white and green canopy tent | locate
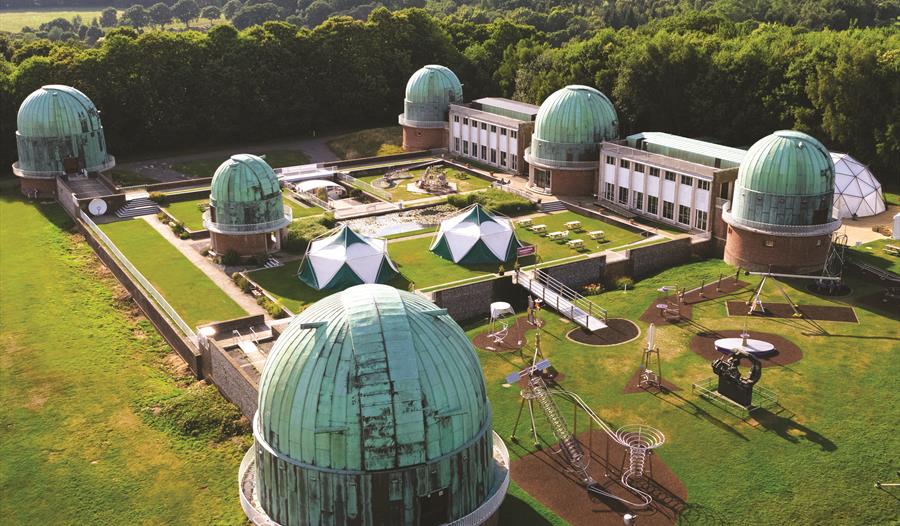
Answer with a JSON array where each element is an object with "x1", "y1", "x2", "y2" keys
[
  {"x1": 430, "y1": 203, "x2": 522, "y2": 264},
  {"x1": 298, "y1": 225, "x2": 399, "y2": 290}
]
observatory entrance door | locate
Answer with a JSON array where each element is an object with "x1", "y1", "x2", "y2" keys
[{"x1": 419, "y1": 488, "x2": 450, "y2": 525}]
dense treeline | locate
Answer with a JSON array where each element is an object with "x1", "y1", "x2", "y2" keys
[{"x1": 0, "y1": 8, "x2": 897, "y2": 174}]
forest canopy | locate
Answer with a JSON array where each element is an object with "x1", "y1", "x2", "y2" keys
[{"x1": 0, "y1": 6, "x2": 897, "y2": 174}]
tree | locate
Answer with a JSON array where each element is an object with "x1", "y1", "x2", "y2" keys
[
  {"x1": 172, "y1": 0, "x2": 201, "y2": 27},
  {"x1": 86, "y1": 24, "x2": 104, "y2": 45},
  {"x1": 149, "y1": 3, "x2": 173, "y2": 28},
  {"x1": 232, "y1": 3, "x2": 280, "y2": 29},
  {"x1": 100, "y1": 8, "x2": 118, "y2": 28},
  {"x1": 222, "y1": 0, "x2": 243, "y2": 20},
  {"x1": 200, "y1": 5, "x2": 221, "y2": 20},
  {"x1": 120, "y1": 5, "x2": 149, "y2": 29}
]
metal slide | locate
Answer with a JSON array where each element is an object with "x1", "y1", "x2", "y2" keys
[{"x1": 517, "y1": 269, "x2": 608, "y2": 331}]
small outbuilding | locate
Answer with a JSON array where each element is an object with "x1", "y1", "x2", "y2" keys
[
  {"x1": 430, "y1": 203, "x2": 521, "y2": 264},
  {"x1": 298, "y1": 224, "x2": 399, "y2": 290},
  {"x1": 830, "y1": 152, "x2": 886, "y2": 219}
]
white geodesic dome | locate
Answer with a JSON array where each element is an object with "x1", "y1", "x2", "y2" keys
[{"x1": 831, "y1": 153, "x2": 886, "y2": 219}]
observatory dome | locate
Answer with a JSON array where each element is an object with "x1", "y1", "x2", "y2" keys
[
  {"x1": 529, "y1": 85, "x2": 618, "y2": 165},
  {"x1": 400, "y1": 64, "x2": 463, "y2": 125},
  {"x1": 207, "y1": 154, "x2": 288, "y2": 233},
  {"x1": 14, "y1": 84, "x2": 114, "y2": 177},
  {"x1": 729, "y1": 131, "x2": 835, "y2": 227}
]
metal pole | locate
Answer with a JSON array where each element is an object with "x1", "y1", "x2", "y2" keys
[{"x1": 511, "y1": 396, "x2": 527, "y2": 441}]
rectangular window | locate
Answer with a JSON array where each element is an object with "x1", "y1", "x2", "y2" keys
[
  {"x1": 491, "y1": 149, "x2": 497, "y2": 163},
  {"x1": 501, "y1": 128, "x2": 507, "y2": 136},
  {"x1": 649, "y1": 167, "x2": 660, "y2": 178},
  {"x1": 463, "y1": 118, "x2": 468, "y2": 125},
  {"x1": 647, "y1": 195, "x2": 659, "y2": 214},
  {"x1": 453, "y1": 115, "x2": 459, "y2": 122},
  {"x1": 695, "y1": 209, "x2": 708, "y2": 230},
  {"x1": 500, "y1": 151, "x2": 507, "y2": 166},
  {"x1": 681, "y1": 175, "x2": 693, "y2": 186},
  {"x1": 764, "y1": 239, "x2": 775, "y2": 247},
  {"x1": 481, "y1": 145, "x2": 487, "y2": 160},
  {"x1": 511, "y1": 131, "x2": 517, "y2": 139},
  {"x1": 620, "y1": 159, "x2": 630, "y2": 169},
  {"x1": 511, "y1": 154, "x2": 517, "y2": 170},
  {"x1": 618, "y1": 187, "x2": 629, "y2": 205},
  {"x1": 471, "y1": 120, "x2": 477, "y2": 128},
  {"x1": 462, "y1": 141, "x2": 468, "y2": 155},
  {"x1": 606, "y1": 156, "x2": 616, "y2": 165},
  {"x1": 481, "y1": 122, "x2": 487, "y2": 130},
  {"x1": 678, "y1": 205, "x2": 691, "y2": 224},
  {"x1": 454, "y1": 138, "x2": 460, "y2": 151},
  {"x1": 719, "y1": 181, "x2": 730, "y2": 199},
  {"x1": 490, "y1": 125, "x2": 497, "y2": 133},
  {"x1": 634, "y1": 163, "x2": 645, "y2": 173},
  {"x1": 663, "y1": 201, "x2": 674, "y2": 220},
  {"x1": 697, "y1": 179, "x2": 711, "y2": 191},
  {"x1": 665, "y1": 171, "x2": 676, "y2": 182},
  {"x1": 634, "y1": 191, "x2": 643, "y2": 210},
  {"x1": 605, "y1": 183, "x2": 615, "y2": 201}
]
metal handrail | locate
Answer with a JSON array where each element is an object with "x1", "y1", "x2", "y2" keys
[
  {"x1": 721, "y1": 203, "x2": 841, "y2": 237},
  {"x1": 336, "y1": 172, "x2": 393, "y2": 202},
  {"x1": 534, "y1": 269, "x2": 608, "y2": 322},
  {"x1": 524, "y1": 148, "x2": 599, "y2": 171},
  {"x1": 600, "y1": 142, "x2": 722, "y2": 178},
  {"x1": 203, "y1": 208, "x2": 292, "y2": 234}
]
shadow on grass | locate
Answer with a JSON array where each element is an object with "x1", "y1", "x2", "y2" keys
[
  {"x1": 650, "y1": 390, "x2": 749, "y2": 442},
  {"x1": 678, "y1": 503, "x2": 732, "y2": 525},
  {"x1": 0, "y1": 180, "x2": 74, "y2": 231},
  {"x1": 752, "y1": 409, "x2": 837, "y2": 452},
  {"x1": 497, "y1": 493, "x2": 556, "y2": 526}
]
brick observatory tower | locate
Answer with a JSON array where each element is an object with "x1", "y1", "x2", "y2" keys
[{"x1": 398, "y1": 65, "x2": 463, "y2": 151}]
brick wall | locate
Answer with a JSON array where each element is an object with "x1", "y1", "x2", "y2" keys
[
  {"x1": 540, "y1": 256, "x2": 606, "y2": 289},
  {"x1": 21, "y1": 176, "x2": 58, "y2": 199},
  {"x1": 549, "y1": 168, "x2": 596, "y2": 196},
  {"x1": 402, "y1": 125, "x2": 446, "y2": 151},
  {"x1": 724, "y1": 225, "x2": 830, "y2": 273},
  {"x1": 628, "y1": 237, "x2": 693, "y2": 279},
  {"x1": 206, "y1": 340, "x2": 259, "y2": 419},
  {"x1": 431, "y1": 276, "x2": 529, "y2": 324}
]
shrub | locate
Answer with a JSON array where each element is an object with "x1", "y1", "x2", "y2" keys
[
  {"x1": 448, "y1": 189, "x2": 536, "y2": 216},
  {"x1": 178, "y1": 231, "x2": 190, "y2": 240},
  {"x1": 169, "y1": 220, "x2": 186, "y2": 235},
  {"x1": 582, "y1": 282, "x2": 604, "y2": 295},
  {"x1": 256, "y1": 295, "x2": 286, "y2": 318},
  {"x1": 219, "y1": 250, "x2": 240, "y2": 266},
  {"x1": 231, "y1": 272, "x2": 253, "y2": 293},
  {"x1": 148, "y1": 191, "x2": 167, "y2": 204},
  {"x1": 615, "y1": 276, "x2": 634, "y2": 290},
  {"x1": 282, "y1": 215, "x2": 332, "y2": 254},
  {"x1": 156, "y1": 211, "x2": 167, "y2": 221},
  {"x1": 200, "y1": 248, "x2": 209, "y2": 257}
]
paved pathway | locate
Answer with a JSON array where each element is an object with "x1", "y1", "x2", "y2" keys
[
  {"x1": 839, "y1": 204, "x2": 898, "y2": 245},
  {"x1": 140, "y1": 215, "x2": 268, "y2": 318}
]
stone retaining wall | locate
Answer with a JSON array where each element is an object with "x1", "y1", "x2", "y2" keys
[
  {"x1": 206, "y1": 339, "x2": 259, "y2": 419},
  {"x1": 628, "y1": 237, "x2": 693, "y2": 279},
  {"x1": 431, "y1": 276, "x2": 528, "y2": 325},
  {"x1": 540, "y1": 256, "x2": 606, "y2": 289}
]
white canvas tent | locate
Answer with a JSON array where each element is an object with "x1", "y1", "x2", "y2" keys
[
  {"x1": 298, "y1": 225, "x2": 398, "y2": 290},
  {"x1": 429, "y1": 204, "x2": 521, "y2": 264},
  {"x1": 831, "y1": 153, "x2": 886, "y2": 219}
]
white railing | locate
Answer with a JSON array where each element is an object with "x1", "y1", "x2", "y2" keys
[
  {"x1": 601, "y1": 142, "x2": 722, "y2": 178},
  {"x1": 443, "y1": 431, "x2": 510, "y2": 526},
  {"x1": 293, "y1": 190, "x2": 333, "y2": 210},
  {"x1": 524, "y1": 148, "x2": 599, "y2": 171},
  {"x1": 238, "y1": 447, "x2": 281, "y2": 526},
  {"x1": 336, "y1": 172, "x2": 393, "y2": 202},
  {"x1": 517, "y1": 269, "x2": 608, "y2": 331},
  {"x1": 722, "y1": 203, "x2": 841, "y2": 237},
  {"x1": 491, "y1": 181, "x2": 536, "y2": 202},
  {"x1": 80, "y1": 211, "x2": 195, "y2": 337},
  {"x1": 398, "y1": 114, "x2": 446, "y2": 129},
  {"x1": 203, "y1": 209, "x2": 292, "y2": 234}
]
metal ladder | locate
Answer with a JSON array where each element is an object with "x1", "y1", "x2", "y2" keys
[{"x1": 529, "y1": 376, "x2": 594, "y2": 484}]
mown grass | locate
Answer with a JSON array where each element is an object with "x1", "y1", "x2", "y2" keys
[
  {"x1": 327, "y1": 126, "x2": 403, "y2": 159},
  {"x1": 100, "y1": 218, "x2": 245, "y2": 326},
  {"x1": 106, "y1": 169, "x2": 160, "y2": 187},
  {"x1": 847, "y1": 237, "x2": 899, "y2": 274},
  {"x1": 0, "y1": 184, "x2": 249, "y2": 525},
  {"x1": 356, "y1": 166, "x2": 493, "y2": 202},
  {"x1": 0, "y1": 8, "x2": 224, "y2": 32},
  {"x1": 171, "y1": 149, "x2": 310, "y2": 179},
  {"x1": 514, "y1": 210, "x2": 645, "y2": 261},
  {"x1": 468, "y1": 257, "x2": 899, "y2": 525},
  {"x1": 388, "y1": 235, "x2": 501, "y2": 289}
]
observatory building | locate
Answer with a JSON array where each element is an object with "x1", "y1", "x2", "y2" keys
[
  {"x1": 238, "y1": 284, "x2": 510, "y2": 526},
  {"x1": 204, "y1": 154, "x2": 291, "y2": 257},
  {"x1": 12, "y1": 84, "x2": 115, "y2": 198},
  {"x1": 525, "y1": 85, "x2": 619, "y2": 195},
  {"x1": 723, "y1": 130, "x2": 841, "y2": 273},
  {"x1": 398, "y1": 65, "x2": 464, "y2": 151}
]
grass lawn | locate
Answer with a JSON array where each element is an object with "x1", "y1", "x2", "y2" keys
[
  {"x1": 282, "y1": 191, "x2": 324, "y2": 219},
  {"x1": 357, "y1": 166, "x2": 493, "y2": 202},
  {"x1": 99, "y1": 218, "x2": 245, "y2": 326},
  {"x1": 0, "y1": 8, "x2": 223, "y2": 32},
  {"x1": 468, "y1": 257, "x2": 899, "y2": 525},
  {"x1": 248, "y1": 261, "x2": 410, "y2": 313},
  {"x1": 0, "y1": 185, "x2": 249, "y2": 525},
  {"x1": 847, "y1": 237, "x2": 899, "y2": 274},
  {"x1": 106, "y1": 169, "x2": 160, "y2": 187},
  {"x1": 388, "y1": 235, "x2": 501, "y2": 289},
  {"x1": 327, "y1": 126, "x2": 403, "y2": 159},
  {"x1": 171, "y1": 149, "x2": 310, "y2": 179},
  {"x1": 163, "y1": 197, "x2": 207, "y2": 231},
  {"x1": 515, "y1": 211, "x2": 645, "y2": 262}
]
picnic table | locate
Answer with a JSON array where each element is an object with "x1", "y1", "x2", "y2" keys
[
  {"x1": 588, "y1": 230, "x2": 605, "y2": 240},
  {"x1": 886, "y1": 244, "x2": 900, "y2": 256},
  {"x1": 568, "y1": 239, "x2": 585, "y2": 250},
  {"x1": 517, "y1": 218, "x2": 533, "y2": 228},
  {"x1": 564, "y1": 220, "x2": 583, "y2": 231},
  {"x1": 548, "y1": 230, "x2": 569, "y2": 241},
  {"x1": 531, "y1": 224, "x2": 547, "y2": 234}
]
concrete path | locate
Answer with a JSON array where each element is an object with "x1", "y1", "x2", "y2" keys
[
  {"x1": 140, "y1": 215, "x2": 268, "y2": 318},
  {"x1": 839, "y1": 205, "x2": 898, "y2": 245}
]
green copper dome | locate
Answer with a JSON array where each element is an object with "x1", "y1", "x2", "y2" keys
[
  {"x1": 399, "y1": 65, "x2": 463, "y2": 127},
  {"x1": 206, "y1": 154, "x2": 288, "y2": 233},
  {"x1": 256, "y1": 284, "x2": 490, "y2": 471},
  {"x1": 528, "y1": 85, "x2": 618, "y2": 166},
  {"x1": 14, "y1": 84, "x2": 114, "y2": 178},
  {"x1": 730, "y1": 131, "x2": 836, "y2": 227}
]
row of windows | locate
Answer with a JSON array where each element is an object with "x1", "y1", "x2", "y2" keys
[
  {"x1": 455, "y1": 138, "x2": 517, "y2": 169},
  {"x1": 604, "y1": 183, "x2": 709, "y2": 230},
  {"x1": 453, "y1": 115, "x2": 517, "y2": 138},
  {"x1": 606, "y1": 156, "x2": 712, "y2": 190}
]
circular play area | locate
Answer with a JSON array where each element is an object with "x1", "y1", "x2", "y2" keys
[
  {"x1": 566, "y1": 318, "x2": 640, "y2": 346},
  {"x1": 472, "y1": 317, "x2": 536, "y2": 352},
  {"x1": 689, "y1": 330, "x2": 803, "y2": 367}
]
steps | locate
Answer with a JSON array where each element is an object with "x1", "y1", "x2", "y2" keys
[
  {"x1": 262, "y1": 257, "x2": 283, "y2": 269},
  {"x1": 540, "y1": 200, "x2": 567, "y2": 213},
  {"x1": 115, "y1": 197, "x2": 160, "y2": 218}
]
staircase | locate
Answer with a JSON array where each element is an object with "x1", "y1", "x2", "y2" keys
[
  {"x1": 262, "y1": 257, "x2": 283, "y2": 269},
  {"x1": 540, "y1": 200, "x2": 567, "y2": 213},
  {"x1": 529, "y1": 376, "x2": 593, "y2": 484},
  {"x1": 115, "y1": 197, "x2": 160, "y2": 218},
  {"x1": 517, "y1": 269, "x2": 607, "y2": 331}
]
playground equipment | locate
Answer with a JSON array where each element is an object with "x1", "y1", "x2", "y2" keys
[
  {"x1": 713, "y1": 322, "x2": 776, "y2": 357},
  {"x1": 373, "y1": 168, "x2": 413, "y2": 189},
  {"x1": 488, "y1": 301, "x2": 516, "y2": 345},
  {"x1": 637, "y1": 323, "x2": 662, "y2": 389},
  {"x1": 655, "y1": 286, "x2": 682, "y2": 321},
  {"x1": 745, "y1": 270, "x2": 841, "y2": 316},
  {"x1": 416, "y1": 165, "x2": 454, "y2": 193},
  {"x1": 711, "y1": 349, "x2": 761, "y2": 407},
  {"x1": 507, "y1": 333, "x2": 666, "y2": 509}
]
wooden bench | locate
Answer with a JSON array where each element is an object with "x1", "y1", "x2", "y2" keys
[
  {"x1": 885, "y1": 245, "x2": 900, "y2": 256},
  {"x1": 548, "y1": 230, "x2": 569, "y2": 241},
  {"x1": 564, "y1": 220, "x2": 583, "y2": 231},
  {"x1": 567, "y1": 239, "x2": 585, "y2": 250},
  {"x1": 588, "y1": 230, "x2": 605, "y2": 240},
  {"x1": 530, "y1": 224, "x2": 547, "y2": 235}
]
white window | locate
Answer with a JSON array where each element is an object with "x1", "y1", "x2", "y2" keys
[
  {"x1": 500, "y1": 151, "x2": 507, "y2": 166},
  {"x1": 511, "y1": 154, "x2": 517, "y2": 170},
  {"x1": 454, "y1": 138, "x2": 460, "y2": 151},
  {"x1": 605, "y1": 183, "x2": 615, "y2": 200},
  {"x1": 606, "y1": 156, "x2": 616, "y2": 165},
  {"x1": 453, "y1": 115, "x2": 459, "y2": 122},
  {"x1": 618, "y1": 187, "x2": 629, "y2": 205},
  {"x1": 463, "y1": 141, "x2": 468, "y2": 155},
  {"x1": 665, "y1": 171, "x2": 676, "y2": 182},
  {"x1": 620, "y1": 159, "x2": 630, "y2": 169},
  {"x1": 647, "y1": 195, "x2": 658, "y2": 214},
  {"x1": 634, "y1": 191, "x2": 643, "y2": 210},
  {"x1": 511, "y1": 131, "x2": 517, "y2": 139},
  {"x1": 649, "y1": 167, "x2": 660, "y2": 177},
  {"x1": 678, "y1": 205, "x2": 691, "y2": 224},
  {"x1": 698, "y1": 179, "x2": 711, "y2": 191},
  {"x1": 681, "y1": 175, "x2": 693, "y2": 186},
  {"x1": 663, "y1": 201, "x2": 674, "y2": 220},
  {"x1": 695, "y1": 209, "x2": 708, "y2": 230}
]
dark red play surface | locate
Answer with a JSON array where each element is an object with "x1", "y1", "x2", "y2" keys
[
  {"x1": 688, "y1": 330, "x2": 803, "y2": 368},
  {"x1": 725, "y1": 301, "x2": 858, "y2": 322},
  {"x1": 567, "y1": 319, "x2": 640, "y2": 346}
]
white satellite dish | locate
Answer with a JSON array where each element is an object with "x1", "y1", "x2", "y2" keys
[{"x1": 88, "y1": 198, "x2": 108, "y2": 216}]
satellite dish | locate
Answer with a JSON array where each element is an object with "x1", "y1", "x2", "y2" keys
[{"x1": 88, "y1": 198, "x2": 108, "y2": 216}]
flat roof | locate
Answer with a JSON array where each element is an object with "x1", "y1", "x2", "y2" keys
[
  {"x1": 627, "y1": 132, "x2": 746, "y2": 168},
  {"x1": 474, "y1": 97, "x2": 540, "y2": 117}
]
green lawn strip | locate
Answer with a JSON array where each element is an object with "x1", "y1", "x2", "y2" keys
[
  {"x1": 282, "y1": 191, "x2": 323, "y2": 219},
  {"x1": 419, "y1": 274, "x2": 500, "y2": 293},
  {"x1": 99, "y1": 218, "x2": 245, "y2": 326},
  {"x1": 163, "y1": 197, "x2": 207, "y2": 231},
  {"x1": 0, "y1": 187, "x2": 249, "y2": 525},
  {"x1": 515, "y1": 211, "x2": 644, "y2": 261},
  {"x1": 106, "y1": 169, "x2": 160, "y2": 187},
  {"x1": 171, "y1": 149, "x2": 311, "y2": 178},
  {"x1": 383, "y1": 226, "x2": 439, "y2": 240},
  {"x1": 327, "y1": 126, "x2": 403, "y2": 159},
  {"x1": 388, "y1": 235, "x2": 498, "y2": 289},
  {"x1": 357, "y1": 166, "x2": 492, "y2": 202},
  {"x1": 470, "y1": 258, "x2": 899, "y2": 525},
  {"x1": 0, "y1": 8, "x2": 104, "y2": 32},
  {"x1": 847, "y1": 237, "x2": 899, "y2": 274},
  {"x1": 611, "y1": 237, "x2": 669, "y2": 252}
]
